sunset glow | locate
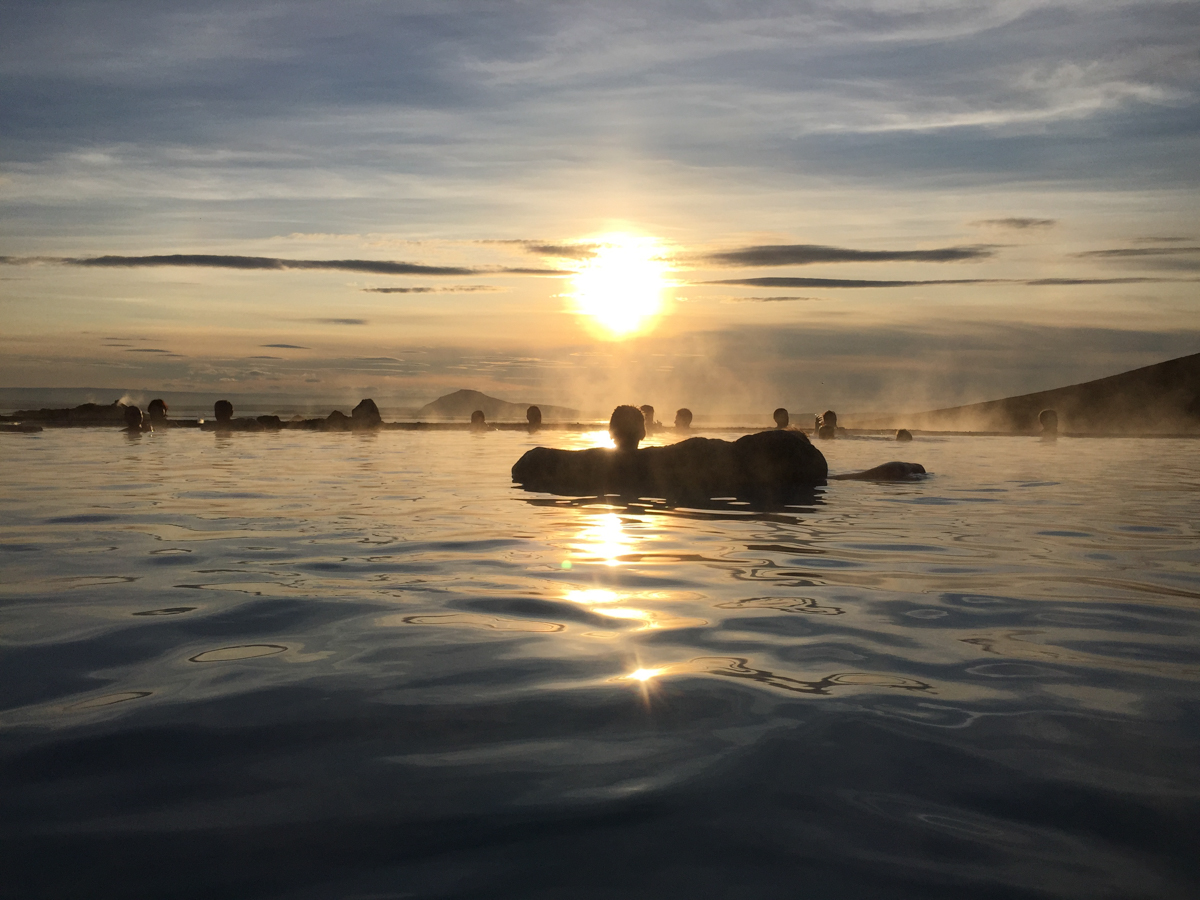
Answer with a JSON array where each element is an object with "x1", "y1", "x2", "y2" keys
[{"x1": 568, "y1": 236, "x2": 671, "y2": 340}]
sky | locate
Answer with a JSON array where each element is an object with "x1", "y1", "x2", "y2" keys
[{"x1": 1, "y1": 0, "x2": 1198, "y2": 415}]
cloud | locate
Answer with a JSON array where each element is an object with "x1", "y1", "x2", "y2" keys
[
  {"x1": 720, "y1": 301, "x2": 825, "y2": 309},
  {"x1": 704, "y1": 277, "x2": 1001, "y2": 289},
  {"x1": 695, "y1": 244, "x2": 994, "y2": 267},
  {"x1": 1072, "y1": 247, "x2": 1200, "y2": 258},
  {"x1": 307, "y1": 318, "x2": 367, "y2": 325},
  {"x1": 479, "y1": 240, "x2": 598, "y2": 260},
  {"x1": 971, "y1": 218, "x2": 1057, "y2": 229},
  {"x1": 125, "y1": 348, "x2": 173, "y2": 353},
  {"x1": 261, "y1": 343, "x2": 309, "y2": 349},
  {"x1": 68, "y1": 254, "x2": 479, "y2": 276},
  {"x1": 0, "y1": 255, "x2": 570, "y2": 277},
  {"x1": 706, "y1": 276, "x2": 1195, "y2": 289},
  {"x1": 247, "y1": 355, "x2": 282, "y2": 359},
  {"x1": 362, "y1": 285, "x2": 501, "y2": 293},
  {"x1": 1023, "y1": 277, "x2": 1200, "y2": 285},
  {"x1": 523, "y1": 243, "x2": 598, "y2": 260}
]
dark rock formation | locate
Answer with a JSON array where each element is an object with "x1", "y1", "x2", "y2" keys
[
  {"x1": 845, "y1": 352, "x2": 1200, "y2": 434},
  {"x1": 352, "y1": 399, "x2": 382, "y2": 429},
  {"x1": 830, "y1": 461, "x2": 926, "y2": 481},
  {"x1": 513, "y1": 429, "x2": 828, "y2": 499},
  {"x1": 6, "y1": 402, "x2": 128, "y2": 426},
  {"x1": 896, "y1": 429, "x2": 913, "y2": 442},
  {"x1": 323, "y1": 410, "x2": 351, "y2": 431}
]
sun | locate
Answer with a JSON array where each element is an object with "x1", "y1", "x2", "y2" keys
[{"x1": 568, "y1": 234, "x2": 671, "y2": 340}]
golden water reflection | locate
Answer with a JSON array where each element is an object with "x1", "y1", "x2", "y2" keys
[
  {"x1": 566, "y1": 588, "x2": 707, "y2": 631},
  {"x1": 570, "y1": 513, "x2": 639, "y2": 566}
]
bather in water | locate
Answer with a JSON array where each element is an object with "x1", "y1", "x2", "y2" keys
[
  {"x1": 470, "y1": 410, "x2": 493, "y2": 432},
  {"x1": 1039, "y1": 408, "x2": 1058, "y2": 441},
  {"x1": 122, "y1": 405, "x2": 152, "y2": 434},
  {"x1": 817, "y1": 409, "x2": 838, "y2": 440}
]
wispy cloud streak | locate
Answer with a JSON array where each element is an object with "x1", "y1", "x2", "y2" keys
[
  {"x1": 695, "y1": 244, "x2": 993, "y2": 267},
  {"x1": 1072, "y1": 247, "x2": 1200, "y2": 258},
  {"x1": 0, "y1": 255, "x2": 570, "y2": 277},
  {"x1": 706, "y1": 276, "x2": 1194, "y2": 288},
  {"x1": 363, "y1": 285, "x2": 501, "y2": 293},
  {"x1": 971, "y1": 218, "x2": 1057, "y2": 229}
]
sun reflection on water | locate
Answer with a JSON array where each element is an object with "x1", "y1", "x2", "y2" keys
[
  {"x1": 566, "y1": 588, "x2": 708, "y2": 632},
  {"x1": 571, "y1": 513, "x2": 637, "y2": 567}
]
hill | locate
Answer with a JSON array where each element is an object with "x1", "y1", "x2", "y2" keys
[
  {"x1": 415, "y1": 389, "x2": 579, "y2": 421},
  {"x1": 846, "y1": 352, "x2": 1200, "y2": 434}
]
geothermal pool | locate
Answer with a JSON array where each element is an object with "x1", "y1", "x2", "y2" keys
[{"x1": 1, "y1": 428, "x2": 1198, "y2": 898}]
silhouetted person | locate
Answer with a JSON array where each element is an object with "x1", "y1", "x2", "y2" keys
[
  {"x1": 123, "y1": 405, "x2": 150, "y2": 433},
  {"x1": 817, "y1": 409, "x2": 838, "y2": 440},
  {"x1": 611, "y1": 405, "x2": 646, "y2": 451},
  {"x1": 773, "y1": 408, "x2": 789, "y2": 429},
  {"x1": 470, "y1": 409, "x2": 492, "y2": 432},
  {"x1": 674, "y1": 408, "x2": 693, "y2": 432},
  {"x1": 639, "y1": 405, "x2": 660, "y2": 435},
  {"x1": 896, "y1": 429, "x2": 913, "y2": 442},
  {"x1": 214, "y1": 399, "x2": 233, "y2": 423},
  {"x1": 352, "y1": 398, "x2": 382, "y2": 429},
  {"x1": 526, "y1": 405, "x2": 542, "y2": 433},
  {"x1": 1039, "y1": 408, "x2": 1058, "y2": 440},
  {"x1": 147, "y1": 398, "x2": 169, "y2": 425}
]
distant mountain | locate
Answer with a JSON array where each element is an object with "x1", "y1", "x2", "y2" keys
[
  {"x1": 847, "y1": 352, "x2": 1200, "y2": 434},
  {"x1": 415, "y1": 389, "x2": 579, "y2": 421}
]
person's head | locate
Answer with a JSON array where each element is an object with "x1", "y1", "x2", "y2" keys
[
  {"x1": 773, "y1": 407, "x2": 789, "y2": 428},
  {"x1": 123, "y1": 405, "x2": 143, "y2": 429},
  {"x1": 821, "y1": 409, "x2": 837, "y2": 428},
  {"x1": 214, "y1": 399, "x2": 233, "y2": 422},
  {"x1": 1039, "y1": 409, "x2": 1058, "y2": 434},
  {"x1": 147, "y1": 398, "x2": 168, "y2": 421},
  {"x1": 470, "y1": 409, "x2": 486, "y2": 425},
  {"x1": 526, "y1": 405, "x2": 542, "y2": 426},
  {"x1": 895, "y1": 428, "x2": 913, "y2": 442},
  {"x1": 674, "y1": 407, "x2": 692, "y2": 429},
  {"x1": 610, "y1": 405, "x2": 646, "y2": 452}
]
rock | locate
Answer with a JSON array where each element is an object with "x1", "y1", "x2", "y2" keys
[
  {"x1": 830, "y1": 461, "x2": 926, "y2": 481},
  {"x1": 323, "y1": 410, "x2": 351, "y2": 431},
  {"x1": 513, "y1": 429, "x2": 828, "y2": 498},
  {"x1": 352, "y1": 399, "x2": 382, "y2": 429}
]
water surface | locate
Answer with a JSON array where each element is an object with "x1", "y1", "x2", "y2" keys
[{"x1": 2, "y1": 429, "x2": 1198, "y2": 898}]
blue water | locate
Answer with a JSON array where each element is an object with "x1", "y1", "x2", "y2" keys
[{"x1": 2, "y1": 428, "x2": 1198, "y2": 898}]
